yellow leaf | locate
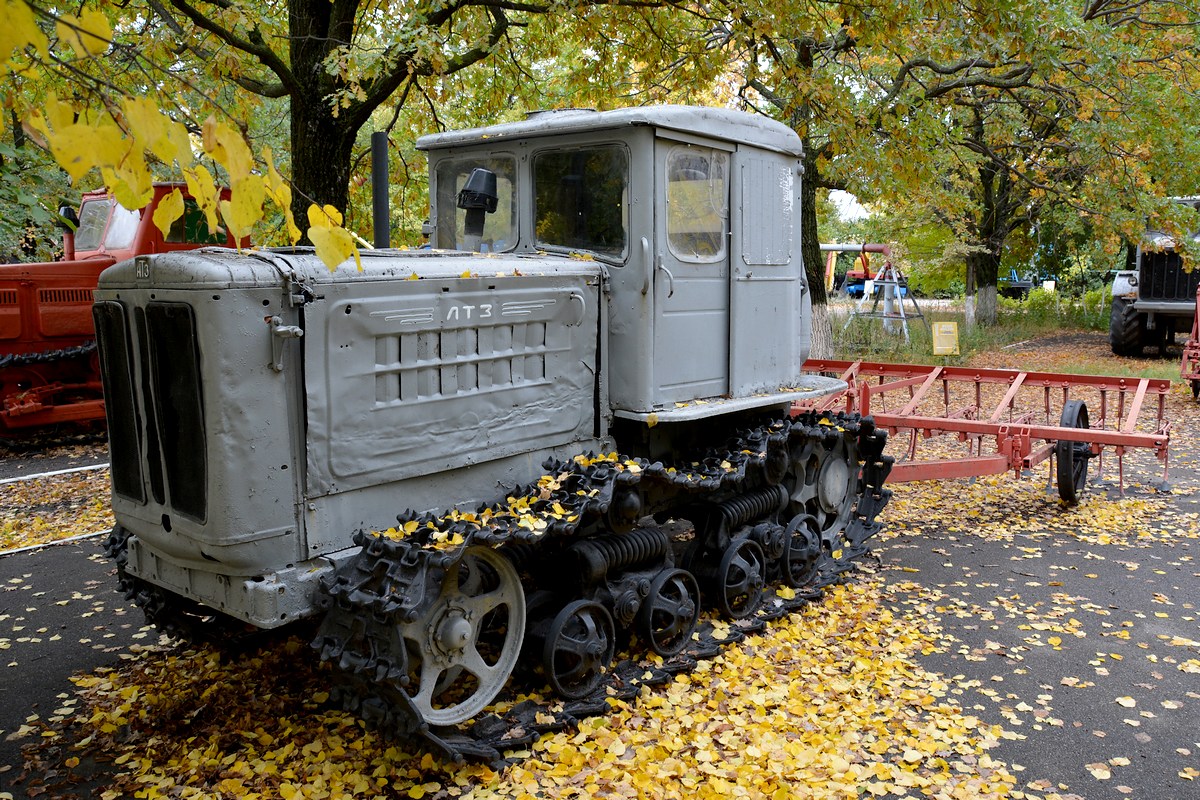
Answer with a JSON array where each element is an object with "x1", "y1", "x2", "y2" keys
[
  {"x1": 121, "y1": 97, "x2": 191, "y2": 167},
  {"x1": 152, "y1": 188, "x2": 185, "y2": 240},
  {"x1": 263, "y1": 147, "x2": 301, "y2": 244},
  {"x1": 1115, "y1": 696, "x2": 1136, "y2": 708},
  {"x1": 56, "y1": 9, "x2": 111, "y2": 58},
  {"x1": 46, "y1": 116, "x2": 127, "y2": 183},
  {"x1": 0, "y1": 0, "x2": 48, "y2": 65},
  {"x1": 307, "y1": 204, "x2": 344, "y2": 229},
  {"x1": 1087, "y1": 762, "x2": 1112, "y2": 780},
  {"x1": 103, "y1": 148, "x2": 155, "y2": 212},
  {"x1": 183, "y1": 165, "x2": 220, "y2": 233},
  {"x1": 219, "y1": 176, "x2": 265, "y2": 241},
  {"x1": 202, "y1": 116, "x2": 254, "y2": 181},
  {"x1": 308, "y1": 222, "x2": 360, "y2": 271}
]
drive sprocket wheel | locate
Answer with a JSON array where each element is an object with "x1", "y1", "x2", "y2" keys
[{"x1": 397, "y1": 546, "x2": 526, "y2": 726}]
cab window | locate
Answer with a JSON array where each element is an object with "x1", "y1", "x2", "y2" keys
[
  {"x1": 434, "y1": 156, "x2": 517, "y2": 252},
  {"x1": 534, "y1": 146, "x2": 628, "y2": 258},
  {"x1": 166, "y1": 199, "x2": 229, "y2": 245},
  {"x1": 666, "y1": 147, "x2": 728, "y2": 262}
]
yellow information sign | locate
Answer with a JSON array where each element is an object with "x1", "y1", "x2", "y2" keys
[{"x1": 932, "y1": 321, "x2": 960, "y2": 356}]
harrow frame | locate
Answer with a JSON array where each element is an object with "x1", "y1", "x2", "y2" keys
[{"x1": 799, "y1": 359, "x2": 1172, "y2": 501}]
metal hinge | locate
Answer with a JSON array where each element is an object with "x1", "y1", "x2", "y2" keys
[{"x1": 287, "y1": 275, "x2": 317, "y2": 307}]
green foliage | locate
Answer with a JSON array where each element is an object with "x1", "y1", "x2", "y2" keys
[{"x1": 0, "y1": 134, "x2": 72, "y2": 262}]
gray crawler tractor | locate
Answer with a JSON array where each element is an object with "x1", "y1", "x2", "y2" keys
[{"x1": 94, "y1": 106, "x2": 892, "y2": 758}]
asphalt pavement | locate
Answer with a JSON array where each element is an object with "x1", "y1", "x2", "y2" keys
[
  {"x1": 0, "y1": 538, "x2": 143, "y2": 796},
  {"x1": 881, "y1": 526, "x2": 1199, "y2": 799},
  {"x1": 0, "y1": 464, "x2": 1197, "y2": 799}
]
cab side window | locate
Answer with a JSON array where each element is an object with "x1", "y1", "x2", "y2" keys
[{"x1": 666, "y1": 147, "x2": 728, "y2": 262}]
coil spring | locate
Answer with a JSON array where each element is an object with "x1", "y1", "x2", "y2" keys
[
  {"x1": 570, "y1": 527, "x2": 670, "y2": 584},
  {"x1": 716, "y1": 485, "x2": 788, "y2": 530}
]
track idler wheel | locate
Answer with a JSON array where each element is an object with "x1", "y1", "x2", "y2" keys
[
  {"x1": 1056, "y1": 399, "x2": 1093, "y2": 505},
  {"x1": 637, "y1": 568, "x2": 700, "y2": 657},
  {"x1": 543, "y1": 600, "x2": 616, "y2": 700},
  {"x1": 714, "y1": 538, "x2": 766, "y2": 619},
  {"x1": 397, "y1": 546, "x2": 526, "y2": 726},
  {"x1": 789, "y1": 425, "x2": 859, "y2": 547}
]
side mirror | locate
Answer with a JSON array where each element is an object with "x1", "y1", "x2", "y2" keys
[
  {"x1": 57, "y1": 206, "x2": 79, "y2": 231},
  {"x1": 456, "y1": 168, "x2": 498, "y2": 252}
]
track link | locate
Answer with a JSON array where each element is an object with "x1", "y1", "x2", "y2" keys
[{"x1": 312, "y1": 411, "x2": 892, "y2": 761}]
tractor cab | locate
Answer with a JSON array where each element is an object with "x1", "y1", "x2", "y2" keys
[{"x1": 417, "y1": 106, "x2": 830, "y2": 426}]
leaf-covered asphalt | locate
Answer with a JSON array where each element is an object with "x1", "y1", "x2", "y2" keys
[{"x1": 1, "y1": 332, "x2": 1198, "y2": 800}]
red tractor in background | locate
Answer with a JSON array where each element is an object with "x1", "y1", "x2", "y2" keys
[{"x1": 0, "y1": 183, "x2": 239, "y2": 435}]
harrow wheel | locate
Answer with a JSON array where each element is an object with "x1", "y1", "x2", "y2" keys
[
  {"x1": 1056, "y1": 400, "x2": 1093, "y2": 505},
  {"x1": 715, "y1": 538, "x2": 766, "y2": 619},
  {"x1": 637, "y1": 568, "x2": 699, "y2": 657},
  {"x1": 397, "y1": 546, "x2": 525, "y2": 726},
  {"x1": 543, "y1": 600, "x2": 615, "y2": 700}
]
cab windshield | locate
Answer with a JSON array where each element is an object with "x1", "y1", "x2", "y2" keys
[
  {"x1": 434, "y1": 156, "x2": 517, "y2": 252},
  {"x1": 73, "y1": 198, "x2": 141, "y2": 252},
  {"x1": 533, "y1": 146, "x2": 629, "y2": 258}
]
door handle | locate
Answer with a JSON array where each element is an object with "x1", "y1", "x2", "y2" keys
[
  {"x1": 657, "y1": 262, "x2": 675, "y2": 298},
  {"x1": 640, "y1": 237, "x2": 651, "y2": 295}
]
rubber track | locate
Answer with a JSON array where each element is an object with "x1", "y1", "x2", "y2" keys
[
  {"x1": 0, "y1": 340, "x2": 97, "y2": 369},
  {"x1": 313, "y1": 411, "x2": 893, "y2": 762}
]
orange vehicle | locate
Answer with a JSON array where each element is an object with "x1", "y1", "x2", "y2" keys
[{"x1": 0, "y1": 183, "x2": 238, "y2": 434}]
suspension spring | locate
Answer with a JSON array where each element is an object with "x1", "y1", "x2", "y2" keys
[
  {"x1": 569, "y1": 527, "x2": 671, "y2": 585},
  {"x1": 716, "y1": 485, "x2": 789, "y2": 531}
]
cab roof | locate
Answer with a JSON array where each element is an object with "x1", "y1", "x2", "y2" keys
[{"x1": 416, "y1": 105, "x2": 803, "y2": 157}]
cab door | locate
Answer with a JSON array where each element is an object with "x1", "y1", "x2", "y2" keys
[{"x1": 653, "y1": 139, "x2": 732, "y2": 404}]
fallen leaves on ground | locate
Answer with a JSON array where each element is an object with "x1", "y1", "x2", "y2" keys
[
  {"x1": 0, "y1": 468, "x2": 113, "y2": 551},
  {"x1": 8, "y1": 328, "x2": 1200, "y2": 798},
  {"x1": 18, "y1": 580, "x2": 1018, "y2": 800}
]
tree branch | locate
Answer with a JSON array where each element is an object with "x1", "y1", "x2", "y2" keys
[{"x1": 168, "y1": 0, "x2": 298, "y2": 95}]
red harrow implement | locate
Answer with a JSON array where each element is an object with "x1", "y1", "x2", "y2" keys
[{"x1": 800, "y1": 359, "x2": 1172, "y2": 503}]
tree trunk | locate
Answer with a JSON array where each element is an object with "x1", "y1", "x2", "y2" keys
[
  {"x1": 289, "y1": 94, "x2": 357, "y2": 227},
  {"x1": 288, "y1": 0, "x2": 361, "y2": 230},
  {"x1": 809, "y1": 303, "x2": 834, "y2": 360},
  {"x1": 976, "y1": 284, "x2": 997, "y2": 326},
  {"x1": 967, "y1": 249, "x2": 1002, "y2": 325},
  {"x1": 800, "y1": 148, "x2": 833, "y2": 358}
]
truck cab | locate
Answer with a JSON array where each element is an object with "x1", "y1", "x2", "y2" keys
[{"x1": 1110, "y1": 196, "x2": 1200, "y2": 356}]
